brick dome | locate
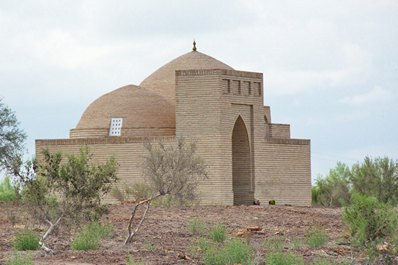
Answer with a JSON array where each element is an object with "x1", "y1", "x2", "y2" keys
[
  {"x1": 70, "y1": 85, "x2": 175, "y2": 138},
  {"x1": 140, "y1": 50, "x2": 233, "y2": 102}
]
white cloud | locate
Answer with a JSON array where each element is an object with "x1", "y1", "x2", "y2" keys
[{"x1": 339, "y1": 86, "x2": 395, "y2": 106}]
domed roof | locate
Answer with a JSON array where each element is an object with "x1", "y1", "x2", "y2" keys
[
  {"x1": 140, "y1": 50, "x2": 234, "y2": 102},
  {"x1": 73, "y1": 85, "x2": 175, "y2": 137}
]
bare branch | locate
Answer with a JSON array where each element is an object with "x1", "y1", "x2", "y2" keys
[
  {"x1": 124, "y1": 194, "x2": 161, "y2": 245},
  {"x1": 124, "y1": 138, "x2": 207, "y2": 245}
]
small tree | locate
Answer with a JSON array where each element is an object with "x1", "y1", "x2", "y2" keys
[
  {"x1": 15, "y1": 147, "x2": 118, "y2": 252},
  {"x1": 0, "y1": 99, "x2": 26, "y2": 172},
  {"x1": 312, "y1": 162, "x2": 351, "y2": 207},
  {"x1": 343, "y1": 193, "x2": 398, "y2": 253},
  {"x1": 351, "y1": 157, "x2": 398, "y2": 206},
  {"x1": 124, "y1": 138, "x2": 207, "y2": 244}
]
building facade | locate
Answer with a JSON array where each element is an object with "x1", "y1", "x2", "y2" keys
[{"x1": 36, "y1": 44, "x2": 311, "y2": 206}]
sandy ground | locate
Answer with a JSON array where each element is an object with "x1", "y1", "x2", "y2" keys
[{"x1": 0, "y1": 202, "x2": 385, "y2": 264}]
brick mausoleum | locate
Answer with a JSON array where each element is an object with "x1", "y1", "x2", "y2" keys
[{"x1": 36, "y1": 43, "x2": 311, "y2": 206}]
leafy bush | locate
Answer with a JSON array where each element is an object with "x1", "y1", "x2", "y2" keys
[
  {"x1": 188, "y1": 217, "x2": 206, "y2": 236},
  {"x1": 209, "y1": 223, "x2": 227, "y2": 243},
  {"x1": 350, "y1": 157, "x2": 398, "y2": 206},
  {"x1": 202, "y1": 238, "x2": 253, "y2": 265},
  {"x1": 16, "y1": 147, "x2": 118, "y2": 252},
  {"x1": 265, "y1": 251, "x2": 304, "y2": 265},
  {"x1": 305, "y1": 226, "x2": 329, "y2": 249},
  {"x1": 343, "y1": 193, "x2": 398, "y2": 248},
  {"x1": 71, "y1": 221, "x2": 113, "y2": 250},
  {"x1": 0, "y1": 176, "x2": 17, "y2": 202},
  {"x1": 264, "y1": 236, "x2": 285, "y2": 252},
  {"x1": 312, "y1": 163, "x2": 351, "y2": 207},
  {"x1": 5, "y1": 252, "x2": 34, "y2": 265},
  {"x1": 313, "y1": 157, "x2": 398, "y2": 207},
  {"x1": 269, "y1": 199, "x2": 276, "y2": 205},
  {"x1": 12, "y1": 229, "x2": 40, "y2": 251}
]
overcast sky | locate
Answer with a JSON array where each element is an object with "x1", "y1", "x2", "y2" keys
[{"x1": 1, "y1": 0, "x2": 397, "y2": 182}]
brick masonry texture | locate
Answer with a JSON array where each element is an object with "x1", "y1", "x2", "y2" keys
[{"x1": 36, "y1": 50, "x2": 311, "y2": 206}]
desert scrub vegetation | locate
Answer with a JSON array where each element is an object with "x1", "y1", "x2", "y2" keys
[
  {"x1": 209, "y1": 223, "x2": 227, "y2": 243},
  {"x1": 0, "y1": 176, "x2": 17, "y2": 202},
  {"x1": 12, "y1": 147, "x2": 118, "y2": 253},
  {"x1": 111, "y1": 182, "x2": 155, "y2": 203},
  {"x1": 188, "y1": 217, "x2": 206, "y2": 236},
  {"x1": 313, "y1": 157, "x2": 398, "y2": 207},
  {"x1": 264, "y1": 235, "x2": 286, "y2": 252},
  {"x1": 124, "y1": 138, "x2": 207, "y2": 244},
  {"x1": 191, "y1": 237, "x2": 253, "y2": 265},
  {"x1": 202, "y1": 238, "x2": 253, "y2": 265},
  {"x1": 305, "y1": 226, "x2": 329, "y2": 249},
  {"x1": 5, "y1": 252, "x2": 34, "y2": 265},
  {"x1": 71, "y1": 221, "x2": 113, "y2": 250},
  {"x1": 189, "y1": 221, "x2": 253, "y2": 264},
  {"x1": 12, "y1": 229, "x2": 40, "y2": 251},
  {"x1": 265, "y1": 251, "x2": 304, "y2": 265},
  {"x1": 343, "y1": 193, "x2": 398, "y2": 258}
]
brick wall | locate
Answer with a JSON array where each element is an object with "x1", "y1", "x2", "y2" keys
[
  {"x1": 255, "y1": 138, "x2": 311, "y2": 206},
  {"x1": 36, "y1": 137, "x2": 176, "y2": 204},
  {"x1": 269, "y1": 123, "x2": 291, "y2": 139}
]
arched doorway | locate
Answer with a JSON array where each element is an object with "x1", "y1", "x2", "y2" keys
[{"x1": 232, "y1": 116, "x2": 253, "y2": 205}]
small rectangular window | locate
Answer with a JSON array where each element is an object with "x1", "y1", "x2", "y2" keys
[
  {"x1": 243, "y1": 81, "x2": 251, "y2": 96},
  {"x1": 109, "y1": 118, "x2": 123, "y2": 136},
  {"x1": 222, "y1": 79, "x2": 231, "y2": 94},
  {"x1": 254, "y1": 82, "x2": 262, "y2": 97},
  {"x1": 232, "y1": 80, "x2": 241, "y2": 95}
]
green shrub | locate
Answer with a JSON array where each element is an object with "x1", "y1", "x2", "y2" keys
[
  {"x1": 187, "y1": 237, "x2": 214, "y2": 258},
  {"x1": 6, "y1": 252, "x2": 34, "y2": 265},
  {"x1": 209, "y1": 223, "x2": 227, "y2": 243},
  {"x1": 202, "y1": 247, "x2": 226, "y2": 265},
  {"x1": 71, "y1": 221, "x2": 113, "y2": 250},
  {"x1": 265, "y1": 251, "x2": 304, "y2": 265},
  {"x1": 202, "y1": 238, "x2": 253, "y2": 265},
  {"x1": 305, "y1": 226, "x2": 329, "y2": 249},
  {"x1": 343, "y1": 193, "x2": 398, "y2": 248},
  {"x1": 291, "y1": 238, "x2": 302, "y2": 251},
  {"x1": 71, "y1": 232, "x2": 99, "y2": 250},
  {"x1": 188, "y1": 217, "x2": 206, "y2": 236},
  {"x1": 269, "y1": 199, "x2": 276, "y2": 205},
  {"x1": 264, "y1": 236, "x2": 285, "y2": 252},
  {"x1": 312, "y1": 163, "x2": 351, "y2": 207},
  {"x1": 12, "y1": 229, "x2": 40, "y2": 251},
  {"x1": 221, "y1": 238, "x2": 253, "y2": 265},
  {"x1": 0, "y1": 176, "x2": 17, "y2": 202}
]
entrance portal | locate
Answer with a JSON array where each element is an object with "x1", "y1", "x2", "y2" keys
[{"x1": 232, "y1": 116, "x2": 253, "y2": 205}]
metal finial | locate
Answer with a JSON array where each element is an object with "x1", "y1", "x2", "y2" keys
[{"x1": 192, "y1": 40, "x2": 197, "y2": 51}]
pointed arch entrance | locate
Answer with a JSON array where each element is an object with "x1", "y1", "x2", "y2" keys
[{"x1": 232, "y1": 116, "x2": 253, "y2": 205}]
